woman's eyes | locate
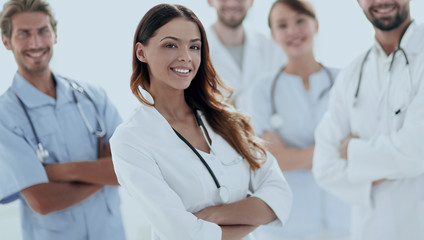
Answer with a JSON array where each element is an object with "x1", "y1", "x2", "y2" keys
[
  {"x1": 190, "y1": 45, "x2": 200, "y2": 50},
  {"x1": 165, "y1": 43, "x2": 177, "y2": 48},
  {"x1": 164, "y1": 43, "x2": 201, "y2": 50},
  {"x1": 297, "y1": 18, "x2": 306, "y2": 24}
]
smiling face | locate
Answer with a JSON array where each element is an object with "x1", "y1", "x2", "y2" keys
[
  {"x1": 1, "y1": 11, "x2": 56, "y2": 77},
  {"x1": 135, "y1": 17, "x2": 202, "y2": 94},
  {"x1": 208, "y1": 0, "x2": 253, "y2": 28},
  {"x1": 269, "y1": 3, "x2": 317, "y2": 59},
  {"x1": 357, "y1": 0, "x2": 410, "y2": 31}
]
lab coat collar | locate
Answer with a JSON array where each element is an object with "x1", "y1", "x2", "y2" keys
[
  {"x1": 12, "y1": 72, "x2": 74, "y2": 109},
  {"x1": 372, "y1": 21, "x2": 420, "y2": 56},
  {"x1": 207, "y1": 26, "x2": 240, "y2": 74},
  {"x1": 135, "y1": 102, "x2": 242, "y2": 164},
  {"x1": 207, "y1": 25, "x2": 262, "y2": 70},
  {"x1": 398, "y1": 20, "x2": 420, "y2": 54}
]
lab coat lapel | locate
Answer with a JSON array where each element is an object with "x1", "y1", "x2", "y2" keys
[
  {"x1": 207, "y1": 26, "x2": 241, "y2": 88},
  {"x1": 240, "y1": 30, "x2": 261, "y2": 92}
]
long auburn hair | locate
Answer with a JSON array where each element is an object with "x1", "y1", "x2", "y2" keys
[{"x1": 130, "y1": 4, "x2": 266, "y2": 170}]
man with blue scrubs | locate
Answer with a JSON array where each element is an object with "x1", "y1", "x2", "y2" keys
[{"x1": 0, "y1": 0, "x2": 125, "y2": 239}]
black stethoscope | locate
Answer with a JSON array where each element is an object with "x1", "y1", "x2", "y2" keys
[
  {"x1": 15, "y1": 77, "x2": 106, "y2": 163},
  {"x1": 270, "y1": 63, "x2": 334, "y2": 129},
  {"x1": 172, "y1": 110, "x2": 230, "y2": 204},
  {"x1": 354, "y1": 21, "x2": 413, "y2": 116}
]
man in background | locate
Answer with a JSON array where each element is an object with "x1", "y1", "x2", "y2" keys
[{"x1": 207, "y1": 0, "x2": 285, "y2": 108}]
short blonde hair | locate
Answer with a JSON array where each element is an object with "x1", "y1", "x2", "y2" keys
[{"x1": 0, "y1": 0, "x2": 57, "y2": 39}]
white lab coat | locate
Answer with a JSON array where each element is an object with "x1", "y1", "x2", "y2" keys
[
  {"x1": 206, "y1": 26, "x2": 285, "y2": 108},
  {"x1": 313, "y1": 22, "x2": 424, "y2": 240},
  {"x1": 110, "y1": 102, "x2": 293, "y2": 240}
]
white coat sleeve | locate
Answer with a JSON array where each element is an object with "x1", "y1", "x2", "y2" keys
[
  {"x1": 346, "y1": 62, "x2": 424, "y2": 182},
  {"x1": 312, "y1": 69, "x2": 372, "y2": 208},
  {"x1": 249, "y1": 152, "x2": 292, "y2": 227},
  {"x1": 110, "y1": 130, "x2": 221, "y2": 240}
]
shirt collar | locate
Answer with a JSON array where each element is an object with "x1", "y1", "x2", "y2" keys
[
  {"x1": 399, "y1": 20, "x2": 417, "y2": 53},
  {"x1": 372, "y1": 20, "x2": 418, "y2": 56},
  {"x1": 11, "y1": 72, "x2": 74, "y2": 108}
]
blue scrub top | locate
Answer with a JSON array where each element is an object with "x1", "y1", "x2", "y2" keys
[
  {"x1": 242, "y1": 67, "x2": 351, "y2": 238},
  {"x1": 0, "y1": 72, "x2": 125, "y2": 240}
]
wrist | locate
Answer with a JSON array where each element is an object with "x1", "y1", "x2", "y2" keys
[
  {"x1": 213, "y1": 204, "x2": 229, "y2": 225},
  {"x1": 64, "y1": 162, "x2": 78, "y2": 182}
]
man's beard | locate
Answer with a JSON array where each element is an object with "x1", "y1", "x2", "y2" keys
[{"x1": 367, "y1": 4, "x2": 409, "y2": 31}]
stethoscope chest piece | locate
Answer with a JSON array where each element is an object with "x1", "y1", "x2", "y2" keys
[
  {"x1": 270, "y1": 113, "x2": 284, "y2": 129},
  {"x1": 218, "y1": 185, "x2": 230, "y2": 204},
  {"x1": 36, "y1": 143, "x2": 49, "y2": 163}
]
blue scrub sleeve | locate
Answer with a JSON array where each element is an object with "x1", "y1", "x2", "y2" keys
[
  {"x1": 100, "y1": 89, "x2": 122, "y2": 142},
  {"x1": 0, "y1": 122, "x2": 48, "y2": 201},
  {"x1": 83, "y1": 84, "x2": 122, "y2": 143}
]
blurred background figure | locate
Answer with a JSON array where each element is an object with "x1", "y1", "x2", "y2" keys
[
  {"x1": 243, "y1": 0, "x2": 350, "y2": 239},
  {"x1": 206, "y1": 0, "x2": 285, "y2": 108}
]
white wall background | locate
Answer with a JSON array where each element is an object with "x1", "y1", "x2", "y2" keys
[{"x1": 1, "y1": 0, "x2": 423, "y2": 239}]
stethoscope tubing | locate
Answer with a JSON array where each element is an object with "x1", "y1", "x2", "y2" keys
[
  {"x1": 172, "y1": 110, "x2": 230, "y2": 203},
  {"x1": 14, "y1": 77, "x2": 106, "y2": 162},
  {"x1": 270, "y1": 63, "x2": 334, "y2": 118},
  {"x1": 354, "y1": 21, "x2": 413, "y2": 114}
]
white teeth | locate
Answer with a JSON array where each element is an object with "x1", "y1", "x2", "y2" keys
[
  {"x1": 172, "y1": 68, "x2": 189, "y2": 73},
  {"x1": 289, "y1": 38, "x2": 303, "y2": 46},
  {"x1": 374, "y1": 5, "x2": 395, "y2": 13},
  {"x1": 376, "y1": 8, "x2": 393, "y2": 13},
  {"x1": 28, "y1": 52, "x2": 44, "y2": 58}
]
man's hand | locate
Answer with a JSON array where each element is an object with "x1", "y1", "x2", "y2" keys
[
  {"x1": 262, "y1": 130, "x2": 287, "y2": 153},
  {"x1": 194, "y1": 205, "x2": 220, "y2": 224},
  {"x1": 98, "y1": 137, "x2": 111, "y2": 159},
  {"x1": 339, "y1": 135, "x2": 358, "y2": 160}
]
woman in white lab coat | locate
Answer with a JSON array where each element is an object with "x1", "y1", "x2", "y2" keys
[
  {"x1": 110, "y1": 4, "x2": 292, "y2": 240},
  {"x1": 243, "y1": 1, "x2": 350, "y2": 239}
]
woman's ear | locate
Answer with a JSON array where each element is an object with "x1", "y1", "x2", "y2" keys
[
  {"x1": 135, "y1": 42, "x2": 147, "y2": 63},
  {"x1": 314, "y1": 19, "x2": 319, "y2": 34}
]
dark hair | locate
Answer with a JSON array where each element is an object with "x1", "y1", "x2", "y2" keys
[
  {"x1": 0, "y1": 0, "x2": 57, "y2": 39},
  {"x1": 268, "y1": 0, "x2": 316, "y2": 28},
  {"x1": 130, "y1": 4, "x2": 266, "y2": 170}
]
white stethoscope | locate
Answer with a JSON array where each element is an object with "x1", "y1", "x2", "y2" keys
[
  {"x1": 15, "y1": 77, "x2": 106, "y2": 163},
  {"x1": 172, "y1": 109, "x2": 231, "y2": 204},
  {"x1": 354, "y1": 21, "x2": 413, "y2": 116},
  {"x1": 270, "y1": 63, "x2": 334, "y2": 129}
]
